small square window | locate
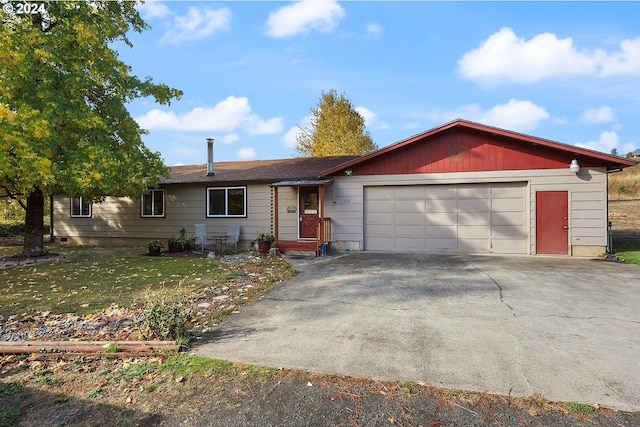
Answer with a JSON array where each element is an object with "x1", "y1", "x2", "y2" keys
[
  {"x1": 71, "y1": 197, "x2": 92, "y2": 218},
  {"x1": 141, "y1": 189, "x2": 165, "y2": 217}
]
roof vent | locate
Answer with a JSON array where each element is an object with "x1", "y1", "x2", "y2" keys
[{"x1": 206, "y1": 138, "x2": 215, "y2": 175}]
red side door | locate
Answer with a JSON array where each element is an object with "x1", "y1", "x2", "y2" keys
[
  {"x1": 536, "y1": 191, "x2": 569, "y2": 254},
  {"x1": 299, "y1": 187, "x2": 319, "y2": 239}
]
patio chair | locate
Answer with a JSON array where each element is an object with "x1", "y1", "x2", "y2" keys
[
  {"x1": 194, "y1": 224, "x2": 215, "y2": 255},
  {"x1": 226, "y1": 224, "x2": 240, "y2": 253}
]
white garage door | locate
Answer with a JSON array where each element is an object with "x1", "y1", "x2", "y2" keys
[{"x1": 364, "y1": 183, "x2": 527, "y2": 253}]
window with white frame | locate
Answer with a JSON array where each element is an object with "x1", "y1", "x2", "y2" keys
[
  {"x1": 70, "y1": 196, "x2": 92, "y2": 218},
  {"x1": 207, "y1": 187, "x2": 246, "y2": 217},
  {"x1": 141, "y1": 189, "x2": 165, "y2": 217}
]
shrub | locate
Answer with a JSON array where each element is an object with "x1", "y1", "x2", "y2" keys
[{"x1": 142, "y1": 292, "x2": 192, "y2": 341}]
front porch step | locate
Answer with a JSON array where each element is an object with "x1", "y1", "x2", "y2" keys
[{"x1": 276, "y1": 240, "x2": 320, "y2": 256}]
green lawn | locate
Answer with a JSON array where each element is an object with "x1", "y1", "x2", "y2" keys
[{"x1": 0, "y1": 245, "x2": 241, "y2": 316}]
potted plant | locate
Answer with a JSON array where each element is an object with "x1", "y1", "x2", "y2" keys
[
  {"x1": 168, "y1": 227, "x2": 187, "y2": 253},
  {"x1": 255, "y1": 233, "x2": 274, "y2": 254},
  {"x1": 147, "y1": 240, "x2": 163, "y2": 256}
]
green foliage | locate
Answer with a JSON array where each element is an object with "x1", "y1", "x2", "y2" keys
[
  {"x1": 0, "y1": 219, "x2": 50, "y2": 237},
  {"x1": 615, "y1": 250, "x2": 640, "y2": 265},
  {"x1": 33, "y1": 370, "x2": 55, "y2": 385},
  {"x1": 143, "y1": 292, "x2": 192, "y2": 340},
  {"x1": 0, "y1": 409, "x2": 21, "y2": 427},
  {"x1": 0, "y1": 1, "x2": 182, "y2": 253},
  {"x1": 162, "y1": 355, "x2": 232, "y2": 379},
  {"x1": 296, "y1": 89, "x2": 378, "y2": 157},
  {"x1": 564, "y1": 402, "x2": 596, "y2": 414},
  {"x1": 117, "y1": 360, "x2": 160, "y2": 381}
]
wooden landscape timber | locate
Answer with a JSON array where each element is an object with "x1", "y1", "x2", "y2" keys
[{"x1": 0, "y1": 340, "x2": 178, "y2": 355}]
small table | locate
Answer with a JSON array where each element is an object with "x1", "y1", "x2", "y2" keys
[{"x1": 208, "y1": 234, "x2": 229, "y2": 255}]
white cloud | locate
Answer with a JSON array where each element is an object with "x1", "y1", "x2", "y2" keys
[
  {"x1": 355, "y1": 106, "x2": 388, "y2": 130},
  {"x1": 428, "y1": 99, "x2": 550, "y2": 132},
  {"x1": 365, "y1": 23, "x2": 383, "y2": 38},
  {"x1": 265, "y1": 0, "x2": 345, "y2": 38},
  {"x1": 246, "y1": 117, "x2": 284, "y2": 135},
  {"x1": 457, "y1": 28, "x2": 600, "y2": 84},
  {"x1": 135, "y1": 96, "x2": 283, "y2": 135},
  {"x1": 600, "y1": 37, "x2": 640, "y2": 76},
  {"x1": 575, "y1": 130, "x2": 635, "y2": 154},
  {"x1": 159, "y1": 7, "x2": 230, "y2": 45},
  {"x1": 579, "y1": 106, "x2": 616, "y2": 124},
  {"x1": 284, "y1": 126, "x2": 301, "y2": 148},
  {"x1": 237, "y1": 147, "x2": 257, "y2": 159},
  {"x1": 220, "y1": 133, "x2": 239, "y2": 144},
  {"x1": 137, "y1": 1, "x2": 172, "y2": 20}
]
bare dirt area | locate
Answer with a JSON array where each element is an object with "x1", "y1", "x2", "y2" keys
[{"x1": 2, "y1": 353, "x2": 638, "y2": 427}]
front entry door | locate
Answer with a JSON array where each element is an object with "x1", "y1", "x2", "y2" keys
[
  {"x1": 536, "y1": 191, "x2": 569, "y2": 254},
  {"x1": 299, "y1": 187, "x2": 319, "y2": 239}
]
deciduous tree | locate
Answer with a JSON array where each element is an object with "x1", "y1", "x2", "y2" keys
[
  {"x1": 0, "y1": 1, "x2": 182, "y2": 256},
  {"x1": 296, "y1": 89, "x2": 377, "y2": 157}
]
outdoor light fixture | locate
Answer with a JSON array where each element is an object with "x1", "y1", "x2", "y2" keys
[
  {"x1": 344, "y1": 169, "x2": 353, "y2": 176},
  {"x1": 569, "y1": 159, "x2": 580, "y2": 174}
]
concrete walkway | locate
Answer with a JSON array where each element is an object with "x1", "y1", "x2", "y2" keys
[{"x1": 193, "y1": 252, "x2": 640, "y2": 411}]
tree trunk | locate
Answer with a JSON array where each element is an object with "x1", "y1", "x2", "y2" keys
[{"x1": 22, "y1": 186, "x2": 45, "y2": 257}]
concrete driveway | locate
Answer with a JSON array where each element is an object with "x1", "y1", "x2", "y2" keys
[{"x1": 193, "y1": 252, "x2": 640, "y2": 411}]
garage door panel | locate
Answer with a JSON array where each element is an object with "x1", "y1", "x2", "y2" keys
[
  {"x1": 425, "y1": 186, "x2": 457, "y2": 199},
  {"x1": 395, "y1": 225, "x2": 425, "y2": 237},
  {"x1": 492, "y1": 211, "x2": 525, "y2": 226},
  {"x1": 426, "y1": 212, "x2": 456, "y2": 226},
  {"x1": 395, "y1": 186, "x2": 424, "y2": 198},
  {"x1": 491, "y1": 238, "x2": 525, "y2": 253},
  {"x1": 364, "y1": 183, "x2": 526, "y2": 253},
  {"x1": 457, "y1": 239, "x2": 489, "y2": 252},
  {"x1": 458, "y1": 225, "x2": 489, "y2": 238},
  {"x1": 491, "y1": 183, "x2": 525, "y2": 197},
  {"x1": 458, "y1": 185, "x2": 490, "y2": 198},
  {"x1": 396, "y1": 212, "x2": 425, "y2": 224},
  {"x1": 492, "y1": 197, "x2": 524, "y2": 211},
  {"x1": 426, "y1": 199, "x2": 457, "y2": 212},
  {"x1": 366, "y1": 212, "x2": 394, "y2": 225},
  {"x1": 458, "y1": 198, "x2": 490, "y2": 212},
  {"x1": 395, "y1": 237, "x2": 426, "y2": 249},
  {"x1": 368, "y1": 187, "x2": 394, "y2": 200},
  {"x1": 457, "y1": 212, "x2": 490, "y2": 225},
  {"x1": 395, "y1": 200, "x2": 425, "y2": 212},
  {"x1": 492, "y1": 225, "x2": 525, "y2": 238},
  {"x1": 426, "y1": 225, "x2": 457, "y2": 238},
  {"x1": 426, "y1": 238, "x2": 457, "y2": 251}
]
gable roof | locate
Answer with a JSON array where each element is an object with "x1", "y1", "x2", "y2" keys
[
  {"x1": 321, "y1": 119, "x2": 637, "y2": 176},
  {"x1": 161, "y1": 156, "x2": 358, "y2": 185}
]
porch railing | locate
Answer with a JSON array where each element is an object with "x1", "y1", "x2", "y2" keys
[{"x1": 316, "y1": 217, "x2": 331, "y2": 256}]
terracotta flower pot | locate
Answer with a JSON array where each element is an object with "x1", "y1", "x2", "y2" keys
[{"x1": 258, "y1": 242, "x2": 271, "y2": 254}]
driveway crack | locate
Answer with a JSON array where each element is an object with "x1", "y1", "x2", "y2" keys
[
  {"x1": 497, "y1": 319, "x2": 534, "y2": 394},
  {"x1": 532, "y1": 314, "x2": 640, "y2": 325},
  {"x1": 478, "y1": 270, "x2": 516, "y2": 318}
]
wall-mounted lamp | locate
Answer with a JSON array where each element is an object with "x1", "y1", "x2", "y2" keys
[
  {"x1": 344, "y1": 169, "x2": 353, "y2": 176},
  {"x1": 569, "y1": 159, "x2": 580, "y2": 174}
]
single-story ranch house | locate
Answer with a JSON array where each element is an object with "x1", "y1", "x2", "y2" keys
[{"x1": 52, "y1": 119, "x2": 636, "y2": 257}]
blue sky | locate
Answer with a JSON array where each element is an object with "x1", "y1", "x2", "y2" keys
[{"x1": 121, "y1": 1, "x2": 640, "y2": 166}]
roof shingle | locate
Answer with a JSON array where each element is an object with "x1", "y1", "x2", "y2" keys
[{"x1": 161, "y1": 156, "x2": 358, "y2": 185}]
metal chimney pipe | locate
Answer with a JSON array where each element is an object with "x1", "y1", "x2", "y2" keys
[{"x1": 206, "y1": 138, "x2": 214, "y2": 175}]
